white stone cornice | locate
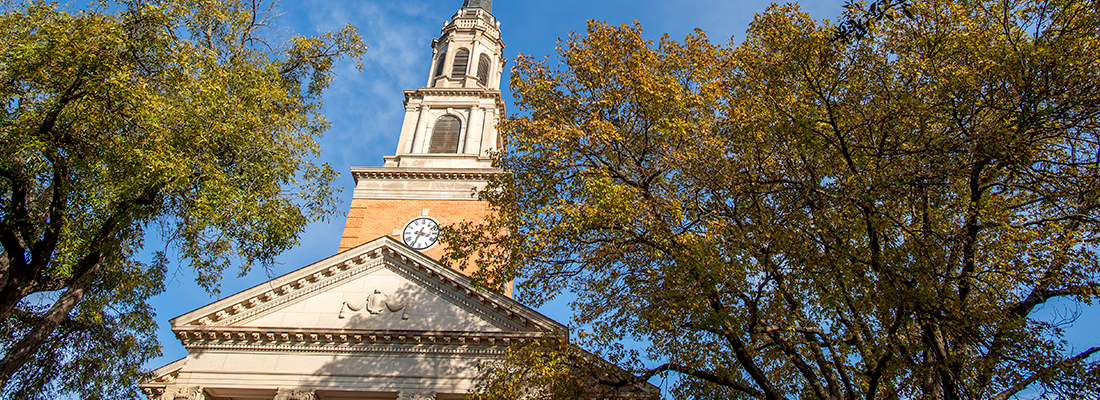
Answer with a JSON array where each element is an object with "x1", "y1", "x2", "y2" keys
[
  {"x1": 171, "y1": 252, "x2": 382, "y2": 328},
  {"x1": 404, "y1": 87, "x2": 503, "y2": 103},
  {"x1": 139, "y1": 358, "x2": 187, "y2": 399},
  {"x1": 374, "y1": 242, "x2": 553, "y2": 332},
  {"x1": 441, "y1": 10, "x2": 503, "y2": 46},
  {"x1": 351, "y1": 166, "x2": 502, "y2": 184},
  {"x1": 381, "y1": 251, "x2": 530, "y2": 331},
  {"x1": 172, "y1": 327, "x2": 548, "y2": 356}
]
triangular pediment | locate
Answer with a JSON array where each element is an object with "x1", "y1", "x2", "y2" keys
[
  {"x1": 239, "y1": 265, "x2": 506, "y2": 332},
  {"x1": 171, "y1": 237, "x2": 562, "y2": 339}
]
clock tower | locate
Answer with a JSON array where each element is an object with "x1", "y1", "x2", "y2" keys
[
  {"x1": 140, "y1": 3, "x2": 659, "y2": 398},
  {"x1": 339, "y1": 0, "x2": 504, "y2": 272}
]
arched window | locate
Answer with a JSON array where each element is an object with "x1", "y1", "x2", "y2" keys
[
  {"x1": 434, "y1": 52, "x2": 447, "y2": 78},
  {"x1": 476, "y1": 54, "x2": 491, "y2": 86},
  {"x1": 451, "y1": 48, "x2": 470, "y2": 79},
  {"x1": 429, "y1": 116, "x2": 461, "y2": 153}
]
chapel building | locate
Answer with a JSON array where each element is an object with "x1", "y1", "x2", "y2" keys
[{"x1": 140, "y1": 2, "x2": 566, "y2": 399}]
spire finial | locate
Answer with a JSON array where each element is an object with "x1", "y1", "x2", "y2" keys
[{"x1": 461, "y1": 0, "x2": 491, "y2": 13}]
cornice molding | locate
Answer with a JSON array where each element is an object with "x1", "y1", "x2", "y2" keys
[
  {"x1": 138, "y1": 358, "x2": 185, "y2": 398},
  {"x1": 174, "y1": 253, "x2": 382, "y2": 328},
  {"x1": 404, "y1": 88, "x2": 507, "y2": 110},
  {"x1": 351, "y1": 167, "x2": 503, "y2": 183},
  {"x1": 172, "y1": 328, "x2": 548, "y2": 356},
  {"x1": 440, "y1": 12, "x2": 504, "y2": 47},
  {"x1": 385, "y1": 250, "x2": 528, "y2": 331},
  {"x1": 405, "y1": 88, "x2": 501, "y2": 100},
  {"x1": 212, "y1": 258, "x2": 387, "y2": 327}
]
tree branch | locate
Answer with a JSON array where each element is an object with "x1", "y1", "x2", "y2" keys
[
  {"x1": 29, "y1": 154, "x2": 69, "y2": 273},
  {"x1": 0, "y1": 167, "x2": 31, "y2": 287},
  {"x1": 0, "y1": 260, "x2": 97, "y2": 387},
  {"x1": 0, "y1": 251, "x2": 8, "y2": 291},
  {"x1": 0, "y1": 74, "x2": 86, "y2": 311},
  {"x1": 681, "y1": 256, "x2": 782, "y2": 399},
  {"x1": 601, "y1": 363, "x2": 764, "y2": 398},
  {"x1": 1009, "y1": 285, "x2": 1094, "y2": 318},
  {"x1": 865, "y1": 311, "x2": 907, "y2": 400},
  {"x1": 959, "y1": 155, "x2": 991, "y2": 306},
  {"x1": 767, "y1": 331, "x2": 834, "y2": 400},
  {"x1": 990, "y1": 347, "x2": 1100, "y2": 400},
  {"x1": 712, "y1": 306, "x2": 783, "y2": 399}
]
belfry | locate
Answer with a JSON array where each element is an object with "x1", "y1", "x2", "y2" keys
[{"x1": 140, "y1": 2, "x2": 564, "y2": 399}]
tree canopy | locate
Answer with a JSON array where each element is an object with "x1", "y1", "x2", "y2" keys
[
  {"x1": 0, "y1": 0, "x2": 364, "y2": 397},
  {"x1": 449, "y1": 0, "x2": 1100, "y2": 398}
]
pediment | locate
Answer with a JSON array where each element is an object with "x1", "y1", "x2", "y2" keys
[
  {"x1": 239, "y1": 265, "x2": 504, "y2": 332},
  {"x1": 170, "y1": 237, "x2": 562, "y2": 339}
]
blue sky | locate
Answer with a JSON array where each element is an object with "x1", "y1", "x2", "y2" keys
[{"x1": 142, "y1": 0, "x2": 1100, "y2": 395}]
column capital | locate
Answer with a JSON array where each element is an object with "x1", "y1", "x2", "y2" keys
[
  {"x1": 161, "y1": 386, "x2": 204, "y2": 400},
  {"x1": 274, "y1": 388, "x2": 316, "y2": 400},
  {"x1": 397, "y1": 391, "x2": 437, "y2": 400}
]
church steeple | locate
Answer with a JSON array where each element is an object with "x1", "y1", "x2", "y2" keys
[
  {"x1": 424, "y1": 2, "x2": 503, "y2": 91},
  {"x1": 338, "y1": 0, "x2": 508, "y2": 270},
  {"x1": 381, "y1": 0, "x2": 506, "y2": 169},
  {"x1": 461, "y1": 0, "x2": 491, "y2": 13}
]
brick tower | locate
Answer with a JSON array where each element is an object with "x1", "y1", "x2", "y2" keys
[{"x1": 339, "y1": 0, "x2": 504, "y2": 270}]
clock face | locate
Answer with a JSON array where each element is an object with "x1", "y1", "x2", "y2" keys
[{"x1": 401, "y1": 217, "x2": 440, "y2": 250}]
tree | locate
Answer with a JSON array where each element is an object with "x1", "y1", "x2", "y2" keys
[
  {"x1": 448, "y1": 0, "x2": 1100, "y2": 398},
  {"x1": 467, "y1": 338, "x2": 659, "y2": 400},
  {"x1": 834, "y1": 0, "x2": 911, "y2": 42},
  {"x1": 0, "y1": 0, "x2": 364, "y2": 397}
]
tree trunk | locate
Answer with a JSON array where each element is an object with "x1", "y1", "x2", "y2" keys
[{"x1": 0, "y1": 263, "x2": 97, "y2": 390}]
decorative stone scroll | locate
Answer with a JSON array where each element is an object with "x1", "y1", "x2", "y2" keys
[
  {"x1": 161, "y1": 386, "x2": 204, "y2": 400},
  {"x1": 397, "y1": 391, "x2": 437, "y2": 400},
  {"x1": 339, "y1": 289, "x2": 409, "y2": 320},
  {"x1": 273, "y1": 388, "x2": 316, "y2": 400}
]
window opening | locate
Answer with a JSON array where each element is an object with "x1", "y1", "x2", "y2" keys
[
  {"x1": 429, "y1": 116, "x2": 461, "y2": 153},
  {"x1": 451, "y1": 49, "x2": 470, "y2": 79},
  {"x1": 477, "y1": 54, "x2": 491, "y2": 86},
  {"x1": 434, "y1": 52, "x2": 447, "y2": 78}
]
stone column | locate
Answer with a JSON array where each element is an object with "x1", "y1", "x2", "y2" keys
[
  {"x1": 273, "y1": 388, "x2": 316, "y2": 400},
  {"x1": 466, "y1": 40, "x2": 480, "y2": 88},
  {"x1": 160, "y1": 386, "x2": 204, "y2": 400},
  {"x1": 426, "y1": 47, "x2": 439, "y2": 87},
  {"x1": 492, "y1": 54, "x2": 504, "y2": 88},
  {"x1": 396, "y1": 103, "x2": 422, "y2": 156},
  {"x1": 397, "y1": 391, "x2": 437, "y2": 400},
  {"x1": 480, "y1": 108, "x2": 496, "y2": 154},
  {"x1": 411, "y1": 104, "x2": 431, "y2": 154},
  {"x1": 461, "y1": 105, "x2": 479, "y2": 154},
  {"x1": 441, "y1": 38, "x2": 457, "y2": 85}
]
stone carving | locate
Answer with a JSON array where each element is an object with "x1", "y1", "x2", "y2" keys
[
  {"x1": 273, "y1": 388, "x2": 316, "y2": 400},
  {"x1": 397, "y1": 391, "x2": 437, "y2": 400},
  {"x1": 340, "y1": 289, "x2": 409, "y2": 319},
  {"x1": 161, "y1": 386, "x2": 204, "y2": 400}
]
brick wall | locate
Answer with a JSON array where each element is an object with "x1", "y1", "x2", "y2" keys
[
  {"x1": 340, "y1": 198, "x2": 511, "y2": 296},
  {"x1": 340, "y1": 198, "x2": 491, "y2": 266}
]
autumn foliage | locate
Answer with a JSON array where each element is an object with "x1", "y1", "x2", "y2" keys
[
  {"x1": 0, "y1": 0, "x2": 363, "y2": 397},
  {"x1": 451, "y1": 0, "x2": 1100, "y2": 398}
]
